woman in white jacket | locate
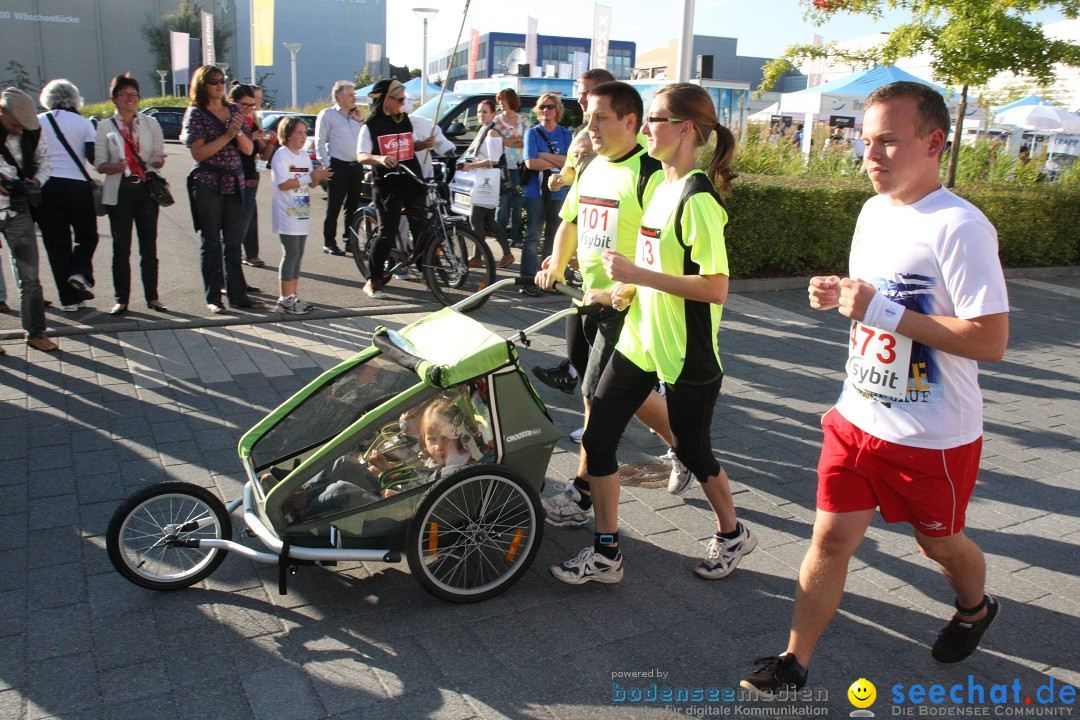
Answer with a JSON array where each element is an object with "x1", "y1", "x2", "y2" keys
[{"x1": 94, "y1": 74, "x2": 168, "y2": 315}]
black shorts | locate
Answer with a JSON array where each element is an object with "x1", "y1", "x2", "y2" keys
[
  {"x1": 582, "y1": 350, "x2": 723, "y2": 481},
  {"x1": 566, "y1": 306, "x2": 626, "y2": 399}
]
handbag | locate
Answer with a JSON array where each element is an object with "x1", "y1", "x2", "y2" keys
[
  {"x1": 114, "y1": 118, "x2": 174, "y2": 207},
  {"x1": 469, "y1": 168, "x2": 501, "y2": 208},
  {"x1": 45, "y1": 112, "x2": 106, "y2": 216}
]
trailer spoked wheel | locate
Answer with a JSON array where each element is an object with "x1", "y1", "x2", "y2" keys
[
  {"x1": 406, "y1": 465, "x2": 542, "y2": 602},
  {"x1": 106, "y1": 482, "x2": 232, "y2": 591}
]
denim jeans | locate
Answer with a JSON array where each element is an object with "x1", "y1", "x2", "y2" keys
[
  {"x1": 193, "y1": 182, "x2": 247, "y2": 305},
  {"x1": 0, "y1": 207, "x2": 47, "y2": 337},
  {"x1": 240, "y1": 178, "x2": 260, "y2": 260},
  {"x1": 522, "y1": 195, "x2": 562, "y2": 278},
  {"x1": 496, "y1": 168, "x2": 523, "y2": 244}
]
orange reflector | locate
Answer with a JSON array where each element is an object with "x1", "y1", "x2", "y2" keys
[
  {"x1": 427, "y1": 522, "x2": 438, "y2": 556},
  {"x1": 506, "y1": 529, "x2": 524, "y2": 561}
]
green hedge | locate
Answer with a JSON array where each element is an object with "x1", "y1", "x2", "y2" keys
[{"x1": 724, "y1": 175, "x2": 1080, "y2": 278}]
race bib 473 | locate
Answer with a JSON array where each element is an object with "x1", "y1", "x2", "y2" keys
[{"x1": 846, "y1": 320, "x2": 912, "y2": 401}]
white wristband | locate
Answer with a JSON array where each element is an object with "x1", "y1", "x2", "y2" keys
[{"x1": 862, "y1": 290, "x2": 905, "y2": 333}]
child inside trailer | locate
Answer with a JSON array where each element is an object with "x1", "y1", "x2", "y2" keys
[{"x1": 276, "y1": 382, "x2": 497, "y2": 524}]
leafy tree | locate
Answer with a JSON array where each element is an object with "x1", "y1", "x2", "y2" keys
[
  {"x1": 410, "y1": 68, "x2": 422, "y2": 79},
  {"x1": 758, "y1": 0, "x2": 1080, "y2": 187},
  {"x1": 1, "y1": 61, "x2": 40, "y2": 94},
  {"x1": 142, "y1": 1, "x2": 234, "y2": 89},
  {"x1": 355, "y1": 66, "x2": 381, "y2": 88}
]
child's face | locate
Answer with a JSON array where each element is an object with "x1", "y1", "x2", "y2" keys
[{"x1": 425, "y1": 427, "x2": 460, "y2": 465}]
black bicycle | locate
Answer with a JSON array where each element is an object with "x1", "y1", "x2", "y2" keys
[{"x1": 347, "y1": 161, "x2": 496, "y2": 311}]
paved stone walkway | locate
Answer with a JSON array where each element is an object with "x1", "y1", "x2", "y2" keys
[{"x1": 1, "y1": 280, "x2": 1077, "y2": 719}]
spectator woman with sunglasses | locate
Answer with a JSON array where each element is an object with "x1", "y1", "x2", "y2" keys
[
  {"x1": 521, "y1": 93, "x2": 572, "y2": 295},
  {"x1": 181, "y1": 65, "x2": 256, "y2": 314}
]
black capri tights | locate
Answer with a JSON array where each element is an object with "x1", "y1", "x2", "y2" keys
[{"x1": 582, "y1": 350, "x2": 723, "y2": 482}]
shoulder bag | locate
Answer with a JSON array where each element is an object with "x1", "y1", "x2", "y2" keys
[
  {"x1": 46, "y1": 112, "x2": 106, "y2": 216},
  {"x1": 113, "y1": 118, "x2": 174, "y2": 207}
]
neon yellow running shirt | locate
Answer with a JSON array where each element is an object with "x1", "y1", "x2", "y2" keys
[
  {"x1": 617, "y1": 169, "x2": 729, "y2": 384},
  {"x1": 559, "y1": 145, "x2": 662, "y2": 295}
]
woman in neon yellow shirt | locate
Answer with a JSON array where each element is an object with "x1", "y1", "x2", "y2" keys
[{"x1": 550, "y1": 83, "x2": 754, "y2": 585}]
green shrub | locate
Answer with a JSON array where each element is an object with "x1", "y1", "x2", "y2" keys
[
  {"x1": 723, "y1": 175, "x2": 1080, "y2": 278},
  {"x1": 81, "y1": 95, "x2": 190, "y2": 119}
]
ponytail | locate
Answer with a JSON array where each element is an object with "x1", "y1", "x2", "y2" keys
[
  {"x1": 706, "y1": 123, "x2": 738, "y2": 194},
  {"x1": 655, "y1": 83, "x2": 738, "y2": 194}
]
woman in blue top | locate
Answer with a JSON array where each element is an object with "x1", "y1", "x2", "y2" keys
[
  {"x1": 521, "y1": 92, "x2": 572, "y2": 294},
  {"x1": 551, "y1": 83, "x2": 753, "y2": 586}
]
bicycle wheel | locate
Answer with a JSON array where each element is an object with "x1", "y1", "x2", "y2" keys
[
  {"x1": 106, "y1": 482, "x2": 232, "y2": 591},
  {"x1": 421, "y1": 224, "x2": 495, "y2": 312},
  {"x1": 346, "y1": 206, "x2": 378, "y2": 280},
  {"x1": 406, "y1": 465, "x2": 543, "y2": 603}
]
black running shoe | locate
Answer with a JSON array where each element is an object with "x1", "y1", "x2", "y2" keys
[
  {"x1": 740, "y1": 654, "x2": 808, "y2": 700},
  {"x1": 532, "y1": 360, "x2": 577, "y2": 394},
  {"x1": 932, "y1": 594, "x2": 1000, "y2": 663}
]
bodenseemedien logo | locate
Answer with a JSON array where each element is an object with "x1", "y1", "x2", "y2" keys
[{"x1": 849, "y1": 678, "x2": 877, "y2": 717}]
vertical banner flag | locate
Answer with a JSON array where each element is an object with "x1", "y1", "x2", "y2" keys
[
  {"x1": 591, "y1": 4, "x2": 611, "y2": 71},
  {"x1": 201, "y1": 10, "x2": 215, "y2": 66},
  {"x1": 189, "y1": 37, "x2": 201, "y2": 79},
  {"x1": 253, "y1": 0, "x2": 275, "y2": 66},
  {"x1": 468, "y1": 28, "x2": 479, "y2": 80},
  {"x1": 573, "y1": 51, "x2": 589, "y2": 79},
  {"x1": 525, "y1": 17, "x2": 538, "y2": 70},
  {"x1": 171, "y1": 31, "x2": 191, "y2": 87},
  {"x1": 366, "y1": 42, "x2": 382, "y2": 63}
]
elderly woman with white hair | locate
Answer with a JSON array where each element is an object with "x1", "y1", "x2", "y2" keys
[{"x1": 37, "y1": 78, "x2": 100, "y2": 312}]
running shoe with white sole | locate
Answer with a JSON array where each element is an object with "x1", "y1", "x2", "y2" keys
[
  {"x1": 570, "y1": 427, "x2": 584, "y2": 444},
  {"x1": 694, "y1": 522, "x2": 757, "y2": 579},
  {"x1": 550, "y1": 545, "x2": 623, "y2": 585},
  {"x1": 664, "y1": 448, "x2": 695, "y2": 495},
  {"x1": 541, "y1": 482, "x2": 593, "y2": 527}
]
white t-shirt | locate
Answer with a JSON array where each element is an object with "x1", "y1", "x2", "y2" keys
[
  {"x1": 270, "y1": 147, "x2": 313, "y2": 236},
  {"x1": 409, "y1": 115, "x2": 455, "y2": 179},
  {"x1": 38, "y1": 109, "x2": 96, "y2": 181},
  {"x1": 835, "y1": 186, "x2": 1010, "y2": 449}
]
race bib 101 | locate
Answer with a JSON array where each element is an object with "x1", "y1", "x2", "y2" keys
[
  {"x1": 578, "y1": 196, "x2": 619, "y2": 256},
  {"x1": 635, "y1": 226, "x2": 662, "y2": 271},
  {"x1": 846, "y1": 320, "x2": 912, "y2": 401}
]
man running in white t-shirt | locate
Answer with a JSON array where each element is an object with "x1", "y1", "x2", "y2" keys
[{"x1": 742, "y1": 81, "x2": 1010, "y2": 699}]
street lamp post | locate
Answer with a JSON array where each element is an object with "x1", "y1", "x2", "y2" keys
[
  {"x1": 156, "y1": 70, "x2": 168, "y2": 98},
  {"x1": 412, "y1": 7, "x2": 438, "y2": 104},
  {"x1": 284, "y1": 42, "x2": 302, "y2": 108}
]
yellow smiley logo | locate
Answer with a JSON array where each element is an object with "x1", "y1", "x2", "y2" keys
[{"x1": 848, "y1": 678, "x2": 876, "y2": 708}]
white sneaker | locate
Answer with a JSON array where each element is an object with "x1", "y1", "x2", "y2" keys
[
  {"x1": 570, "y1": 427, "x2": 584, "y2": 444},
  {"x1": 550, "y1": 545, "x2": 624, "y2": 585},
  {"x1": 363, "y1": 281, "x2": 386, "y2": 299},
  {"x1": 541, "y1": 483, "x2": 593, "y2": 527},
  {"x1": 664, "y1": 448, "x2": 696, "y2": 495},
  {"x1": 694, "y1": 522, "x2": 757, "y2": 579},
  {"x1": 60, "y1": 301, "x2": 88, "y2": 312},
  {"x1": 207, "y1": 303, "x2": 224, "y2": 314}
]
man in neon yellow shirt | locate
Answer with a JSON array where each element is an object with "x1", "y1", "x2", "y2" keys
[{"x1": 535, "y1": 81, "x2": 693, "y2": 531}]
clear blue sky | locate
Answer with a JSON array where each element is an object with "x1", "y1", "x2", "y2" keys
[{"x1": 386, "y1": 0, "x2": 1069, "y2": 71}]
